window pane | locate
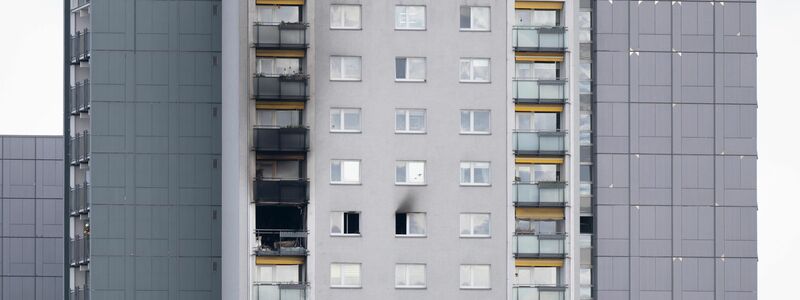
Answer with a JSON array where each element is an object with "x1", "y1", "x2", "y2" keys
[
  {"x1": 330, "y1": 161, "x2": 341, "y2": 182},
  {"x1": 395, "y1": 265, "x2": 407, "y2": 286},
  {"x1": 459, "y1": 266, "x2": 470, "y2": 287},
  {"x1": 396, "y1": 110, "x2": 407, "y2": 131},
  {"x1": 408, "y1": 58, "x2": 426, "y2": 80},
  {"x1": 342, "y1": 264, "x2": 360, "y2": 286},
  {"x1": 343, "y1": 57, "x2": 361, "y2": 80},
  {"x1": 343, "y1": 110, "x2": 360, "y2": 130},
  {"x1": 408, "y1": 213, "x2": 426, "y2": 235},
  {"x1": 459, "y1": 214, "x2": 471, "y2": 235},
  {"x1": 409, "y1": 265, "x2": 426, "y2": 286},
  {"x1": 533, "y1": 10, "x2": 557, "y2": 26},
  {"x1": 395, "y1": 162, "x2": 407, "y2": 183},
  {"x1": 471, "y1": 7, "x2": 490, "y2": 30},
  {"x1": 330, "y1": 110, "x2": 341, "y2": 130},
  {"x1": 460, "y1": 111, "x2": 471, "y2": 132},
  {"x1": 331, "y1": 5, "x2": 360, "y2": 29},
  {"x1": 473, "y1": 111, "x2": 490, "y2": 132},
  {"x1": 459, "y1": 60, "x2": 471, "y2": 81},
  {"x1": 534, "y1": 113, "x2": 558, "y2": 131},
  {"x1": 276, "y1": 265, "x2": 299, "y2": 283},
  {"x1": 533, "y1": 62, "x2": 557, "y2": 80},
  {"x1": 474, "y1": 265, "x2": 490, "y2": 288},
  {"x1": 474, "y1": 165, "x2": 490, "y2": 184},
  {"x1": 275, "y1": 110, "x2": 299, "y2": 127},
  {"x1": 474, "y1": 214, "x2": 491, "y2": 235},
  {"x1": 342, "y1": 161, "x2": 360, "y2": 183},
  {"x1": 257, "y1": 58, "x2": 275, "y2": 75},
  {"x1": 409, "y1": 110, "x2": 425, "y2": 131},
  {"x1": 460, "y1": 163, "x2": 471, "y2": 184},
  {"x1": 330, "y1": 57, "x2": 342, "y2": 79},
  {"x1": 533, "y1": 267, "x2": 557, "y2": 286},
  {"x1": 407, "y1": 162, "x2": 425, "y2": 184},
  {"x1": 473, "y1": 59, "x2": 490, "y2": 81},
  {"x1": 516, "y1": 113, "x2": 532, "y2": 130},
  {"x1": 516, "y1": 268, "x2": 532, "y2": 285},
  {"x1": 534, "y1": 164, "x2": 558, "y2": 182},
  {"x1": 330, "y1": 212, "x2": 343, "y2": 234},
  {"x1": 516, "y1": 62, "x2": 533, "y2": 78},
  {"x1": 459, "y1": 7, "x2": 471, "y2": 29},
  {"x1": 395, "y1": 58, "x2": 407, "y2": 79}
]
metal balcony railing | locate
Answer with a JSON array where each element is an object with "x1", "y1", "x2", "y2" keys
[
  {"x1": 253, "y1": 75, "x2": 309, "y2": 102},
  {"x1": 71, "y1": 0, "x2": 91, "y2": 10},
  {"x1": 254, "y1": 230, "x2": 307, "y2": 256},
  {"x1": 254, "y1": 179, "x2": 309, "y2": 205},
  {"x1": 69, "y1": 80, "x2": 90, "y2": 115},
  {"x1": 513, "y1": 182, "x2": 567, "y2": 207},
  {"x1": 69, "y1": 285, "x2": 90, "y2": 300},
  {"x1": 69, "y1": 131, "x2": 90, "y2": 166},
  {"x1": 513, "y1": 233, "x2": 567, "y2": 258},
  {"x1": 512, "y1": 131, "x2": 568, "y2": 155},
  {"x1": 70, "y1": 182, "x2": 90, "y2": 216},
  {"x1": 512, "y1": 26, "x2": 567, "y2": 52},
  {"x1": 252, "y1": 283, "x2": 306, "y2": 300},
  {"x1": 253, "y1": 126, "x2": 309, "y2": 153},
  {"x1": 254, "y1": 22, "x2": 309, "y2": 50},
  {"x1": 70, "y1": 30, "x2": 90, "y2": 64},
  {"x1": 513, "y1": 286, "x2": 567, "y2": 300},
  {"x1": 70, "y1": 235, "x2": 90, "y2": 266},
  {"x1": 512, "y1": 79, "x2": 568, "y2": 104}
]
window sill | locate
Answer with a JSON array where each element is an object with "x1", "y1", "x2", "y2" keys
[
  {"x1": 459, "y1": 80, "x2": 491, "y2": 84},
  {"x1": 460, "y1": 287, "x2": 491, "y2": 290},
  {"x1": 395, "y1": 28, "x2": 427, "y2": 31},
  {"x1": 460, "y1": 235, "x2": 491, "y2": 239},
  {"x1": 330, "y1": 78, "x2": 362, "y2": 82},
  {"x1": 395, "y1": 79, "x2": 427, "y2": 83},
  {"x1": 396, "y1": 286, "x2": 427, "y2": 289},
  {"x1": 395, "y1": 131, "x2": 427, "y2": 135},
  {"x1": 459, "y1": 29, "x2": 490, "y2": 32},
  {"x1": 330, "y1": 27, "x2": 363, "y2": 30},
  {"x1": 459, "y1": 132, "x2": 491, "y2": 135},
  {"x1": 330, "y1": 182, "x2": 362, "y2": 185},
  {"x1": 460, "y1": 183, "x2": 491, "y2": 187},
  {"x1": 395, "y1": 183, "x2": 427, "y2": 186},
  {"x1": 330, "y1": 130, "x2": 362, "y2": 134},
  {"x1": 395, "y1": 234, "x2": 427, "y2": 238},
  {"x1": 331, "y1": 233, "x2": 362, "y2": 237},
  {"x1": 331, "y1": 286, "x2": 362, "y2": 289}
]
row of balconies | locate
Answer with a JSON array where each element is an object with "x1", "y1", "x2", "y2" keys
[
  {"x1": 69, "y1": 182, "x2": 90, "y2": 216},
  {"x1": 253, "y1": 283, "x2": 307, "y2": 300},
  {"x1": 513, "y1": 233, "x2": 567, "y2": 258},
  {"x1": 69, "y1": 235, "x2": 90, "y2": 267},
  {"x1": 69, "y1": 131, "x2": 90, "y2": 165},
  {"x1": 70, "y1": 30, "x2": 90, "y2": 64},
  {"x1": 69, "y1": 80, "x2": 90, "y2": 115}
]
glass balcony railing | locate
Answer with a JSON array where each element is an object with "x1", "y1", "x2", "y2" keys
[
  {"x1": 71, "y1": 0, "x2": 91, "y2": 10},
  {"x1": 69, "y1": 285, "x2": 90, "y2": 300},
  {"x1": 253, "y1": 283, "x2": 306, "y2": 300},
  {"x1": 512, "y1": 79, "x2": 568, "y2": 104},
  {"x1": 253, "y1": 127, "x2": 309, "y2": 153},
  {"x1": 512, "y1": 26, "x2": 567, "y2": 52},
  {"x1": 254, "y1": 179, "x2": 308, "y2": 204},
  {"x1": 70, "y1": 182, "x2": 90, "y2": 216},
  {"x1": 253, "y1": 75, "x2": 309, "y2": 102},
  {"x1": 513, "y1": 182, "x2": 567, "y2": 207},
  {"x1": 513, "y1": 131, "x2": 567, "y2": 155},
  {"x1": 513, "y1": 286, "x2": 567, "y2": 300},
  {"x1": 69, "y1": 80, "x2": 90, "y2": 115},
  {"x1": 70, "y1": 30, "x2": 90, "y2": 64},
  {"x1": 254, "y1": 230, "x2": 307, "y2": 256},
  {"x1": 254, "y1": 23, "x2": 309, "y2": 50},
  {"x1": 70, "y1": 235, "x2": 90, "y2": 267},
  {"x1": 513, "y1": 233, "x2": 567, "y2": 258},
  {"x1": 69, "y1": 131, "x2": 90, "y2": 165}
]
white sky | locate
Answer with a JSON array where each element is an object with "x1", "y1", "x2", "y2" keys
[{"x1": 0, "y1": 0, "x2": 795, "y2": 297}]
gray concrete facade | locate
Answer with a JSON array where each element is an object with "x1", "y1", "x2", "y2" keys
[
  {"x1": 593, "y1": 0, "x2": 758, "y2": 299},
  {"x1": 0, "y1": 136, "x2": 64, "y2": 300}
]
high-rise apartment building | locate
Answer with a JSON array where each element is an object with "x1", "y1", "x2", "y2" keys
[{"x1": 66, "y1": 1, "x2": 757, "y2": 299}]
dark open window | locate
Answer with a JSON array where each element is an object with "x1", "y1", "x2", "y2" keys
[
  {"x1": 344, "y1": 212, "x2": 360, "y2": 234},
  {"x1": 580, "y1": 216, "x2": 593, "y2": 234},
  {"x1": 395, "y1": 213, "x2": 407, "y2": 235}
]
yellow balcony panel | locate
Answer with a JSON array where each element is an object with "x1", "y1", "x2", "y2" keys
[
  {"x1": 515, "y1": 1, "x2": 564, "y2": 10},
  {"x1": 516, "y1": 207, "x2": 565, "y2": 220},
  {"x1": 256, "y1": 49, "x2": 306, "y2": 58},
  {"x1": 256, "y1": 256, "x2": 305, "y2": 265},
  {"x1": 515, "y1": 157, "x2": 564, "y2": 164},
  {"x1": 256, "y1": 102, "x2": 305, "y2": 110},
  {"x1": 515, "y1": 52, "x2": 564, "y2": 62},
  {"x1": 515, "y1": 258, "x2": 564, "y2": 267},
  {"x1": 256, "y1": 0, "x2": 304, "y2": 5},
  {"x1": 515, "y1": 104, "x2": 563, "y2": 113}
]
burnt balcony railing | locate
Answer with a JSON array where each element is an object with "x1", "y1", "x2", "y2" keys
[
  {"x1": 253, "y1": 283, "x2": 306, "y2": 300},
  {"x1": 513, "y1": 182, "x2": 567, "y2": 207},
  {"x1": 254, "y1": 230, "x2": 307, "y2": 256},
  {"x1": 253, "y1": 74, "x2": 309, "y2": 102},
  {"x1": 512, "y1": 131, "x2": 567, "y2": 155},
  {"x1": 513, "y1": 286, "x2": 567, "y2": 300},
  {"x1": 69, "y1": 131, "x2": 90, "y2": 166},
  {"x1": 254, "y1": 22, "x2": 309, "y2": 50},
  {"x1": 513, "y1": 233, "x2": 567, "y2": 258},
  {"x1": 70, "y1": 30, "x2": 90, "y2": 64},
  {"x1": 69, "y1": 80, "x2": 90, "y2": 115},
  {"x1": 70, "y1": 235, "x2": 90, "y2": 266},
  {"x1": 254, "y1": 179, "x2": 309, "y2": 204},
  {"x1": 253, "y1": 126, "x2": 309, "y2": 153},
  {"x1": 70, "y1": 182, "x2": 90, "y2": 216},
  {"x1": 70, "y1": 285, "x2": 90, "y2": 300},
  {"x1": 512, "y1": 26, "x2": 567, "y2": 52},
  {"x1": 512, "y1": 79, "x2": 568, "y2": 104}
]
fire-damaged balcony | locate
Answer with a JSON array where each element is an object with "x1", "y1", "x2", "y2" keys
[
  {"x1": 254, "y1": 179, "x2": 308, "y2": 205},
  {"x1": 253, "y1": 74, "x2": 309, "y2": 102},
  {"x1": 513, "y1": 131, "x2": 568, "y2": 155},
  {"x1": 513, "y1": 286, "x2": 567, "y2": 300},
  {"x1": 512, "y1": 26, "x2": 567, "y2": 52},
  {"x1": 69, "y1": 80, "x2": 90, "y2": 115},
  {"x1": 69, "y1": 131, "x2": 90, "y2": 166},
  {"x1": 513, "y1": 233, "x2": 567, "y2": 258},
  {"x1": 253, "y1": 126, "x2": 309, "y2": 153},
  {"x1": 513, "y1": 182, "x2": 567, "y2": 207},
  {"x1": 254, "y1": 22, "x2": 309, "y2": 50},
  {"x1": 512, "y1": 79, "x2": 568, "y2": 104},
  {"x1": 253, "y1": 283, "x2": 307, "y2": 300},
  {"x1": 255, "y1": 206, "x2": 307, "y2": 256},
  {"x1": 70, "y1": 29, "x2": 90, "y2": 64},
  {"x1": 70, "y1": 235, "x2": 90, "y2": 267}
]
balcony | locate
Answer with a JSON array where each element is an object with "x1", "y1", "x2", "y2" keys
[
  {"x1": 512, "y1": 26, "x2": 567, "y2": 52},
  {"x1": 254, "y1": 22, "x2": 309, "y2": 50},
  {"x1": 70, "y1": 235, "x2": 90, "y2": 267},
  {"x1": 513, "y1": 182, "x2": 567, "y2": 207},
  {"x1": 253, "y1": 127, "x2": 309, "y2": 153},
  {"x1": 513, "y1": 131, "x2": 567, "y2": 155},
  {"x1": 513, "y1": 233, "x2": 566, "y2": 258},
  {"x1": 253, "y1": 75, "x2": 309, "y2": 102},
  {"x1": 253, "y1": 283, "x2": 306, "y2": 300},
  {"x1": 513, "y1": 79, "x2": 568, "y2": 104},
  {"x1": 254, "y1": 230, "x2": 307, "y2": 256},
  {"x1": 71, "y1": 0, "x2": 91, "y2": 10},
  {"x1": 69, "y1": 131, "x2": 90, "y2": 166},
  {"x1": 254, "y1": 179, "x2": 309, "y2": 205},
  {"x1": 513, "y1": 286, "x2": 567, "y2": 300},
  {"x1": 69, "y1": 182, "x2": 90, "y2": 216},
  {"x1": 70, "y1": 30, "x2": 90, "y2": 64},
  {"x1": 70, "y1": 285, "x2": 90, "y2": 300},
  {"x1": 69, "y1": 80, "x2": 90, "y2": 115}
]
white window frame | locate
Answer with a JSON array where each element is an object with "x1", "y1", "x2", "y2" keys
[
  {"x1": 330, "y1": 263, "x2": 362, "y2": 288},
  {"x1": 396, "y1": 212, "x2": 427, "y2": 237},
  {"x1": 460, "y1": 264, "x2": 491, "y2": 289},
  {"x1": 460, "y1": 110, "x2": 491, "y2": 134},
  {"x1": 395, "y1": 161, "x2": 426, "y2": 185},
  {"x1": 460, "y1": 6, "x2": 491, "y2": 31},
  {"x1": 330, "y1": 56, "x2": 362, "y2": 81},
  {"x1": 395, "y1": 57, "x2": 427, "y2": 82},
  {"x1": 395, "y1": 264, "x2": 427, "y2": 289},
  {"x1": 330, "y1": 4, "x2": 362, "y2": 30},
  {"x1": 254, "y1": 264, "x2": 300, "y2": 284},
  {"x1": 459, "y1": 58, "x2": 491, "y2": 83},
  {"x1": 460, "y1": 213, "x2": 491, "y2": 237},
  {"x1": 330, "y1": 160, "x2": 361, "y2": 185},
  {"x1": 395, "y1": 5, "x2": 426, "y2": 30},
  {"x1": 395, "y1": 109, "x2": 426, "y2": 134},
  {"x1": 460, "y1": 161, "x2": 491, "y2": 186},
  {"x1": 330, "y1": 108, "x2": 361, "y2": 133},
  {"x1": 330, "y1": 211, "x2": 360, "y2": 236}
]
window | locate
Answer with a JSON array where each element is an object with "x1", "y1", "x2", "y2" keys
[
  {"x1": 515, "y1": 266, "x2": 558, "y2": 286},
  {"x1": 395, "y1": 161, "x2": 426, "y2": 185},
  {"x1": 395, "y1": 109, "x2": 426, "y2": 133},
  {"x1": 257, "y1": 6, "x2": 300, "y2": 23},
  {"x1": 460, "y1": 110, "x2": 491, "y2": 134},
  {"x1": 256, "y1": 58, "x2": 301, "y2": 75},
  {"x1": 256, "y1": 160, "x2": 301, "y2": 180},
  {"x1": 515, "y1": 62, "x2": 558, "y2": 79},
  {"x1": 330, "y1": 56, "x2": 362, "y2": 81},
  {"x1": 330, "y1": 5, "x2": 361, "y2": 29},
  {"x1": 515, "y1": 220, "x2": 560, "y2": 234},
  {"x1": 255, "y1": 265, "x2": 300, "y2": 283},
  {"x1": 330, "y1": 263, "x2": 361, "y2": 288},
  {"x1": 395, "y1": 6, "x2": 426, "y2": 30},
  {"x1": 460, "y1": 265, "x2": 490, "y2": 289},
  {"x1": 516, "y1": 112, "x2": 558, "y2": 132},
  {"x1": 395, "y1": 213, "x2": 426, "y2": 236},
  {"x1": 460, "y1": 162, "x2": 490, "y2": 186},
  {"x1": 331, "y1": 212, "x2": 360, "y2": 235},
  {"x1": 515, "y1": 10, "x2": 558, "y2": 26},
  {"x1": 256, "y1": 110, "x2": 301, "y2": 127},
  {"x1": 395, "y1": 264, "x2": 426, "y2": 288},
  {"x1": 515, "y1": 164, "x2": 558, "y2": 183},
  {"x1": 460, "y1": 213, "x2": 491, "y2": 237},
  {"x1": 330, "y1": 108, "x2": 361, "y2": 132},
  {"x1": 331, "y1": 160, "x2": 361, "y2": 184},
  {"x1": 395, "y1": 57, "x2": 427, "y2": 82},
  {"x1": 459, "y1": 58, "x2": 490, "y2": 82},
  {"x1": 460, "y1": 6, "x2": 490, "y2": 31},
  {"x1": 580, "y1": 216, "x2": 593, "y2": 234}
]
